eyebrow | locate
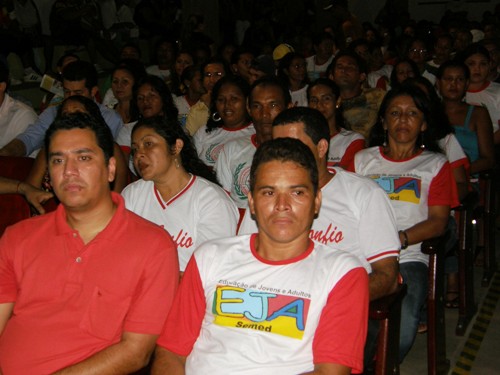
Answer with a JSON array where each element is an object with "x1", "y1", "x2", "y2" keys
[{"x1": 48, "y1": 148, "x2": 96, "y2": 158}]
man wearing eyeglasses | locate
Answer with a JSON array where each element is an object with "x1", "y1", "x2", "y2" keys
[
  {"x1": 185, "y1": 58, "x2": 227, "y2": 136},
  {"x1": 407, "y1": 38, "x2": 436, "y2": 85}
]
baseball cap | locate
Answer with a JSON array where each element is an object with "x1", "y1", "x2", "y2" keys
[
  {"x1": 272, "y1": 44, "x2": 295, "y2": 61},
  {"x1": 251, "y1": 55, "x2": 275, "y2": 76}
]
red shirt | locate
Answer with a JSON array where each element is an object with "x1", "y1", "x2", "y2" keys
[{"x1": 0, "y1": 193, "x2": 179, "y2": 374}]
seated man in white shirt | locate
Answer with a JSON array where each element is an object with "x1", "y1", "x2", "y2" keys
[
  {"x1": 152, "y1": 137, "x2": 369, "y2": 375},
  {"x1": 0, "y1": 63, "x2": 38, "y2": 149}
]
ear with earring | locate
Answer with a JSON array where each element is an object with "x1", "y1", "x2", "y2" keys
[
  {"x1": 420, "y1": 131, "x2": 425, "y2": 149},
  {"x1": 212, "y1": 112, "x2": 221, "y2": 122}
]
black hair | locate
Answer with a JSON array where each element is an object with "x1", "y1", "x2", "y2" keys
[
  {"x1": 170, "y1": 50, "x2": 195, "y2": 96},
  {"x1": 330, "y1": 49, "x2": 368, "y2": 75},
  {"x1": 273, "y1": 107, "x2": 330, "y2": 146},
  {"x1": 369, "y1": 83, "x2": 442, "y2": 153},
  {"x1": 436, "y1": 60, "x2": 470, "y2": 80},
  {"x1": 181, "y1": 64, "x2": 201, "y2": 84},
  {"x1": 457, "y1": 43, "x2": 491, "y2": 63},
  {"x1": 45, "y1": 111, "x2": 114, "y2": 163},
  {"x1": 277, "y1": 52, "x2": 308, "y2": 88},
  {"x1": 249, "y1": 76, "x2": 292, "y2": 107},
  {"x1": 62, "y1": 61, "x2": 98, "y2": 90},
  {"x1": 112, "y1": 59, "x2": 147, "y2": 122},
  {"x1": 0, "y1": 61, "x2": 9, "y2": 86},
  {"x1": 307, "y1": 78, "x2": 345, "y2": 129},
  {"x1": 56, "y1": 53, "x2": 80, "y2": 68},
  {"x1": 390, "y1": 58, "x2": 421, "y2": 87},
  {"x1": 57, "y1": 95, "x2": 105, "y2": 122},
  {"x1": 135, "y1": 75, "x2": 179, "y2": 121},
  {"x1": 250, "y1": 137, "x2": 319, "y2": 195},
  {"x1": 120, "y1": 42, "x2": 142, "y2": 59},
  {"x1": 206, "y1": 75, "x2": 251, "y2": 133},
  {"x1": 201, "y1": 57, "x2": 231, "y2": 80},
  {"x1": 132, "y1": 116, "x2": 219, "y2": 185},
  {"x1": 230, "y1": 47, "x2": 255, "y2": 66},
  {"x1": 405, "y1": 76, "x2": 455, "y2": 139}
]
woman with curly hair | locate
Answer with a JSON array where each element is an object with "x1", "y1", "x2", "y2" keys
[{"x1": 193, "y1": 76, "x2": 254, "y2": 168}]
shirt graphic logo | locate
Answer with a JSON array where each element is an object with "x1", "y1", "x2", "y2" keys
[
  {"x1": 233, "y1": 163, "x2": 250, "y2": 201},
  {"x1": 372, "y1": 175, "x2": 421, "y2": 204},
  {"x1": 213, "y1": 285, "x2": 310, "y2": 339},
  {"x1": 206, "y1": 143, "x2": 224, "y2": 164}
]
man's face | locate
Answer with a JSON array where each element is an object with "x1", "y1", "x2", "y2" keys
[
  {"x1": 48, "y1": 128, "x2": 115, "y2": 212},
  {"x1": 63, "y1": 80, "x2": 94, "y2": 99},
  {"x1": 248, "y1": 85, "x2": 288, "y2": 143},
  {"x1": 272, "y1": 122, "x2": 322, "y2": 167},
  {"x1": 434, "y1": 37, "x2": 452, "y2": 62},
  {"x1": 203, "y1": 63, "x2": 225, "y2": 92},
  {"x1": 408, "y1": 41, "x2": 428, "y2": 65},
  {"x1": 233, "y1": 52, "x2": 254, "y2": 82},
  {"x1": 248, "y1": 160, "x2": 320, "y2": 246},
  {"x1": 483, "y1": 42, "x2": 500, "y2": 72},
  {"x1": 332, "y1": 56, "x2": 364, "y2": 91}
]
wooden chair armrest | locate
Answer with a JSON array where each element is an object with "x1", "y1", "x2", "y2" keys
[
  {"x1": 421, "y1": 235, "x2": 448, "y2": 256},
  {"x1": 456, "y1": 191, "x2": 479, "y2": 212},
  {"x1": 369, "y1": 284, "x2": 407, "y2": 320}
]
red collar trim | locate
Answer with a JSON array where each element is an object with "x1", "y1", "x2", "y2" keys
[
  {"x1": 249, "y1": 233, "x2": 315, "y2": 265},
  {"x1": 467, "y1": 81, "x2": 491, "y2": 93},
  {"x1": 154, "y1": 175, "x2": 196, "y2": 209},
  {"x1": 222, "y1": 122, "x2": 253, "y2": 132},
  {"x1": 379, "y1": 146, "x2": 424, "y2": 162},
  {"x1": 251, "y1": 134, "x2": 258, "y2": 148}
]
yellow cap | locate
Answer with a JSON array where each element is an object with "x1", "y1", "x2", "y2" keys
[{"x1": 272, "y1": 44, "x2": 294, "y2": 61}]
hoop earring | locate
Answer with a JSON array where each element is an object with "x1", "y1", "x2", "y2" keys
[
  {"x1": 383, "y1": 129, "x2": 388, "y2": 147},
  {"x1": 212, "y1": 112, "x2": 221, "y2": 122},
  {"x1": 420, "y1": 131, "x2": 425, "y2": 149}
]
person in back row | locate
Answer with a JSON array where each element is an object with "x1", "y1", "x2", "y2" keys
[
  {"x1": 239, "y1": 107, "x2": 400, "y2": 301},
  {"x1": 0, "y1": 60, "x2": 123, "y2": 157},
  {"x1": 215, "y1": 77, "x2": 292, "y2": 209}
]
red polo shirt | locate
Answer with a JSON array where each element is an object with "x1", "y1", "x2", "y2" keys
[{"x1": 0, "y1": 193, "x2": 179, "y2": 374}]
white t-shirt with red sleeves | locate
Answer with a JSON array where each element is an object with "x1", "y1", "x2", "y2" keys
[
  {"x1": 121, "y1": 175, "x2": 238, "y2": 271},
  {"x1": 239, "y1": 167, "x2": 400, "y2": 273},
  {"x1": 156, "y1": 234, "x2": 368, "y2": 374},
  {"x1": 328, "y1": 128, "x2": 365, "y2": 169},
  {"x1": 465, "y1": 81, "x2": 500, "y2": 132},
  {"x1": 214, "y1": 134, "x2": 257, "y2": 209},
  {"x1": 438, "y1": 133, "x2": 469, "y2": 172},
  {"x1": 193, "y1": 123, "x2": 255, "y2": 168},
  {"x1": 353, "y1": 146, "x2": 459, "y2": 265}
]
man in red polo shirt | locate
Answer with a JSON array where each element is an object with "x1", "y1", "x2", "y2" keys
[{"x1": 0, "y1": 112, "x2": 179, "y2": 374}]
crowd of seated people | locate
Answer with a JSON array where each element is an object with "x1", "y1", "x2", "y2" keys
[{"x1": 1, "y1": 1, "x2": 499, "y2": 373}]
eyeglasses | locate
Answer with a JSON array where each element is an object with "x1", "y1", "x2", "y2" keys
[
  {"x1": 204, "y1": 72, "x2": 224, "y2": 78},
  {"x1": 409, "y1": 48, "x2": 427, "y2": 54}
]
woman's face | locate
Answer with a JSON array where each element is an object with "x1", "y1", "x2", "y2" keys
[
  {"x1": 395, "y1": 62, "x2": 416, "y2": 84},
  {"x1": 131, "y1": 126, "x2": 176, "y2": 182},
  {"x1": 308, "y1": 84, "x2": 336, "y2": 123},
  {"x1": 175, "y1": 53, "x2": 194, "y2": 76},
  {"x1": 187, "y1": 71, "x2": 205, "y2": 95},
  {"x1": 111, "y1": 69, "x2": 134, "y2": 102},
  {"x1": 437, "y1": 66, "x2": 468, "y2": 101},
  {"x1": 464, "y1": 53, "x2": 489, "y2": 85},
  {"x1": 286, "y1": 57, "x2": 306, "y2": 83},
  {"x1": 384, "y1": 95, "x2": 427, "y2": 147},
  {"x1": 136, "y1": 83, "x2": 164, "y2": 118},
  {"x1": 215, "y1": 83, "x2": 248, "y2": 128}
]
